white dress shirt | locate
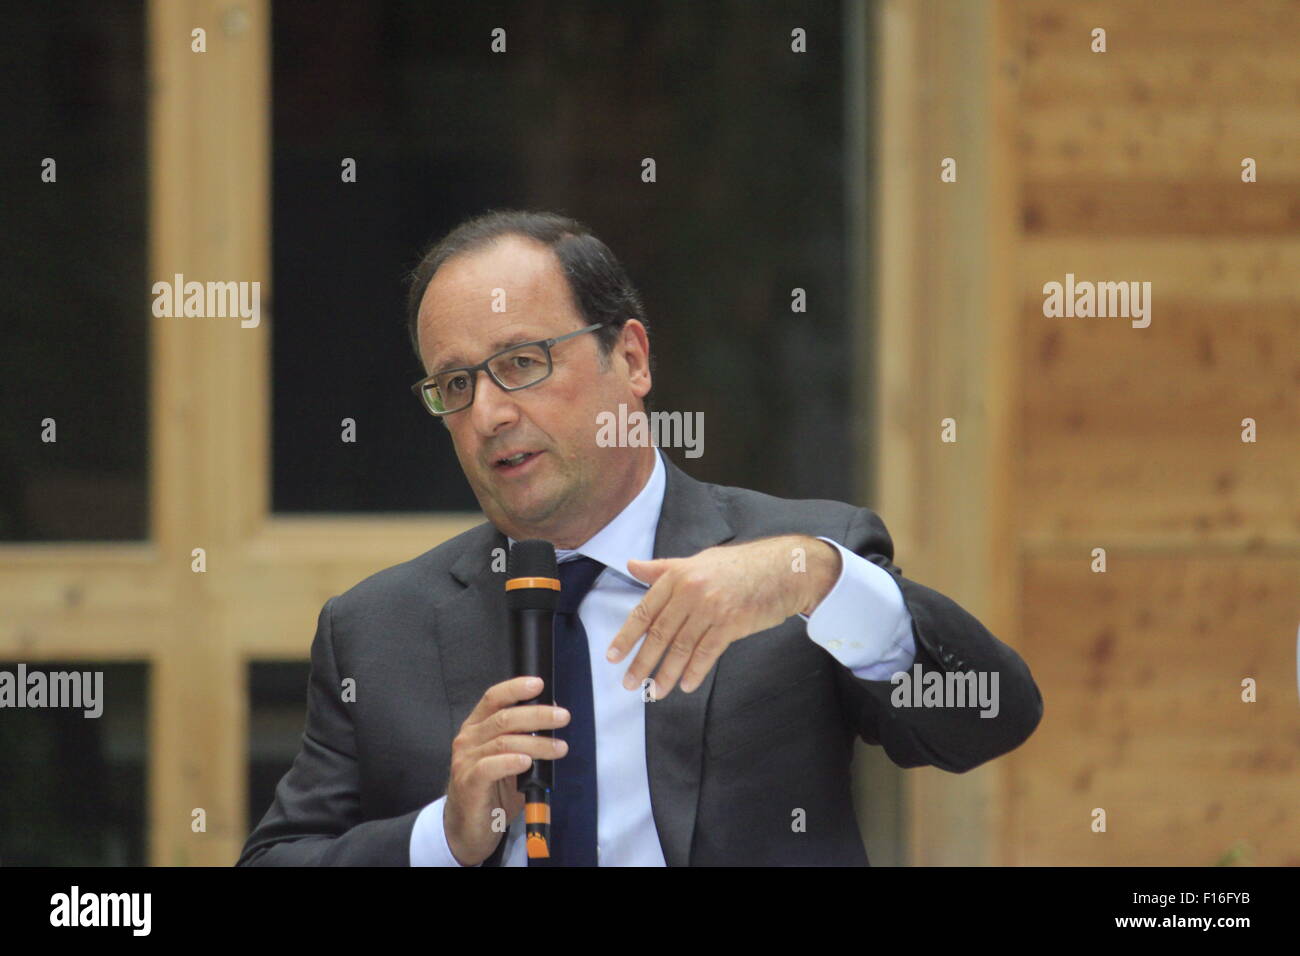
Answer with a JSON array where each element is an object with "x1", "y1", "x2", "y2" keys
[{"x1": 411, "y1": 449, "x2": 916, "y2": 865}]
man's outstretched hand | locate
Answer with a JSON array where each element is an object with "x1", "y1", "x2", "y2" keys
[{"x1": 608, "y1": 535, "x2": 841, "y2": 699}]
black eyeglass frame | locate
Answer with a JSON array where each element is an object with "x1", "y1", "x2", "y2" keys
[{"x1": 410, "y1": 322, "x2": 606, "y2": 417}]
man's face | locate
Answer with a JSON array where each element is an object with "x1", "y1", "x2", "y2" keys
[{"x1": 415, "y1": 235, "x2": 653, "y2": 547}]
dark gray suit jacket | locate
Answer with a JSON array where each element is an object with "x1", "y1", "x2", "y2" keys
[{"x1": 237, "y1": 455, "x2": 1042, "y2": 866}]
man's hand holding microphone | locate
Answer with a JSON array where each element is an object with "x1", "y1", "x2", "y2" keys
[{"x1": 443, "y1": 676, "x2": 570, "y2": 866}]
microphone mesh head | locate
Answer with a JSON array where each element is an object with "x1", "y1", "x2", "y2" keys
[
  {"x1": 506, "y1": 540, "x2": 559, "y2": 611},
  {"x1": 507, "y1": 539, "x2": 557, "y2": 579}
]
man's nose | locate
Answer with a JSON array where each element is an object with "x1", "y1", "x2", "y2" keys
[{"x1": 468, "y1": 369, "x2": 520, "y2": 434}]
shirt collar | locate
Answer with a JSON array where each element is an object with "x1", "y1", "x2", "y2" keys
[{"x1": 507, "y1": 449, "x2": 665, "y2": 587}]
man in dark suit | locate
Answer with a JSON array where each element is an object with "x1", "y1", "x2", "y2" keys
[{"x1": 237, "y1": 210, "x2": 1042, "y2": 867}]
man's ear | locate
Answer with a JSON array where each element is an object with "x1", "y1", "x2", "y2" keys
[{"x1": 619, "y1": 319, "x2": 652, "y2": 398}]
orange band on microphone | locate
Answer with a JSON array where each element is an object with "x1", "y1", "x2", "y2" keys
[
  {"x1": 526, "y1": 834, "x2": 550, "y2": 859},
  {"x1": 506, "y1": 577, "x2": 561, "y2": 591},
  {"x1": 525, "y1": 802, "x2": 551, "y2": 824}
]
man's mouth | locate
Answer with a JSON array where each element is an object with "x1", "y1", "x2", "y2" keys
[{"x1": 493, "y1": 450, "x2": 542, "y2": 471}]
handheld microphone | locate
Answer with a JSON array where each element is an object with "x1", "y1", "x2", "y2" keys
[{"x1": 506, "y1": 539, "x2": 560, "y2": 860}]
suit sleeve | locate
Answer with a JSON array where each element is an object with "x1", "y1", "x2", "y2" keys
[
  {"x1": 828, "y1": 507, "x2": 1044, "y2": 773},
  {"x1": 235, "y1": 597, "x2": 421, "y2": 865}
]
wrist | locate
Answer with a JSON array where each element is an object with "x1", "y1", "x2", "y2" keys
[
  {"x1": 795, "y1": 536, "x2": 840, "y2": 616},
  {"x1": 443, "y1": 800, "x2": 474, "y2": 867}
]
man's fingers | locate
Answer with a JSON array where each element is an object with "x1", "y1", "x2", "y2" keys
[
  {"x1": 620, "y1": 591, "x2": 693, "y2": 691},
  {"x1": 625, "y1": 556, "x2": 675, "y2": 586},
  {"x1": 472, "y1": 752, "x2": 539, "y2": 789},
  {"x1": 448, "y1": 683, "x2": 564, "y2": 864},
  {"x1": 679, "y1": 624, "x2": 730, "y2": 693},
  {"x1": 466, "y1": 675, "x2": 544, "y2": 726},
  {"x1": 469, "y1": 732, "x2": 569, "y2": 765},
  {"x1": 606, "y1": 575, "x2": 675, "y2": 664},
  {"x1": 648, "y1": 620, "x2": 714, "y2": 698},
  {"x1": 463, "y1": 702, "x2": 570, "y2": 748}
]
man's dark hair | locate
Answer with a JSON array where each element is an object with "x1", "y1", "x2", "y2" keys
[{"x1": 404, "y1": 209, "x2": 649, "y2": 372}]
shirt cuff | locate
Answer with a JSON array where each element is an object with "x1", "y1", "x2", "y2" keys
[
  {"x1": 410, "y1": 795, "x2": 478, "y2": 867},
  {"x1": 799, "y1": 536, "x2": 916, "y2": 681}
]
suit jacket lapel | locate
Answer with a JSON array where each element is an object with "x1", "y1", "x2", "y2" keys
[
  {"x1": 442, "y1": 522, "x2": 512, "y2": 725},
  {"x1": 441, "y1": 523, "x2": 513, "y2": 867},
  {"x1": 645, "y1": 454, "x2": 734, "y2": 866}
]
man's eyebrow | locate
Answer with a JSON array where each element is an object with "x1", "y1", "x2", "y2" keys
[{"x1": 432, "y1": 333, "x2": 540, "y2": 374}]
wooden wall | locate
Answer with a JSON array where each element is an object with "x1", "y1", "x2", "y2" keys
[
  {"x1": 1006, "y1": 0, "x2": 1300, "y2": 866},
  {"x1": 878, "y1": 0, "x2": 1298, "y2": 865}
]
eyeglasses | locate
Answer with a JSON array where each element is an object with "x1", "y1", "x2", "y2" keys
[{"x1": 411, "y1": 322, "x2": 605, "y2": 417}]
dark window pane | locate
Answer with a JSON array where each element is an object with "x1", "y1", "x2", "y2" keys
[
  {"x1": 0, "y1": 662, "x2": 148, "y2": 865},
  {"x1": 246, "y1": 660, "x2": 312, "y2": 831},
  {"x1": 0, "y1": 1, "x2": 149, "y2": 540},
  {"x1": 272, "y1": 0, "x2": 852, "y2": 512}
]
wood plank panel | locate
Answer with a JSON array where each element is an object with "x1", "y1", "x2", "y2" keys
[
  {"x1": 147, "y1": 0, "x2": 271, "y2": 866},
  {"x1": 1007, "y1": 0, "x2": 1300, "y2": 870},
  {"x1": 1020, "y1": 107, "x2": 1300, "y2": 179},
  {"x1": 1019, "y1": 298, "x2": 1300, "y2": 546},
  {"x1": 878, "y1": 0, "x2": 1021, "y2": 865},
  {"x1": 1022, "y1": 182, "x2": 1300, "y2": 237},
  {"x1": 1008, "y1": 554, "x2": 1300, "y2": 865},
  {"x1": 0, "y1": 556, "x2": 166, "y2": 613},
  {"x1": 1018, "y1": 0, "x2": 1300, "y2": 54},
  {"x1": 1021, "y1": 49, "x2": 1300, "y2": 110},
  {"x1": 0, "y1": 615, "x2": 172, "y2": 660},
  {"x1": 1020, "y1": 238, "x2": 1300, "y2": 303}
]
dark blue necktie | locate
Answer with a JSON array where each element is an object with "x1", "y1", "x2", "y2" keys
[{"x1": 531, "y1": 555, "x2": 604, "y2": 867}]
